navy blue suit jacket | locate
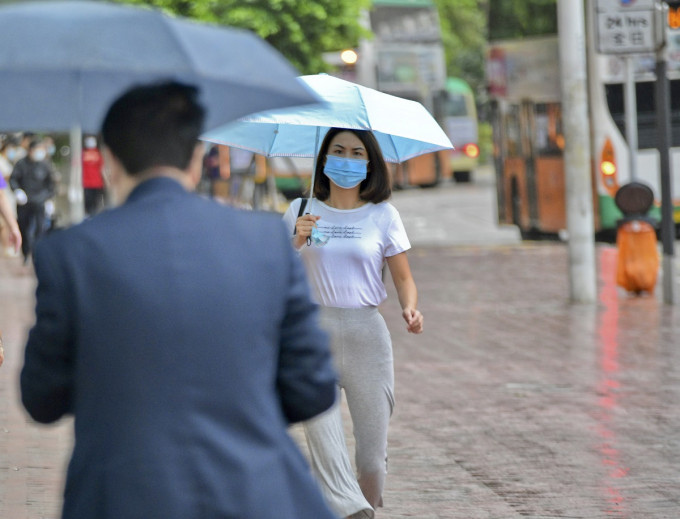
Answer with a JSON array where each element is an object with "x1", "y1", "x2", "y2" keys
[{"x1": 21, "y1": 177, "x2": 338, "y2": 519}]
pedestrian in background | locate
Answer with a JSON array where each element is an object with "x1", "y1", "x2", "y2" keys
[
  {"x1": 9, "y1": 137, "x2": 56, "y2": 264},
  {"x1": 283, "y1": 127, "x2": 424, "y2": 519},
  {"x1": 14, "y1": 131, "x2": 33, "y2": 162},
  {"x1": 0, "y1": 173, "x2": 21, "y2": 257},
  {"x1": 20, "y1": 81, "x2": 340, "y2": 519},
  {"x1": 0, "y1": 135, "x2": 21, "y2": 256},
  {"x1": 82, "y1": 135, "x2": 106, "y2": 216},
  {"x1": 228, "y1": 146, "x2": 255, "y2": 204}
]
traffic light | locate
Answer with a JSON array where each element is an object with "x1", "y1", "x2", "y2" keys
[{"x1": 667, "y1": 0, "x2": 680, "y2": 29}]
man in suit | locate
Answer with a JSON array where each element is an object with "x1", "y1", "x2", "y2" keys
[{"x1": 21, "y1": 81, "x2": 339, "y2": 519}]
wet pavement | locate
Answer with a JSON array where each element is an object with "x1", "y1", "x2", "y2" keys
[{"x1": 2, "y1": 239, "x2": 680, "y2": 518}]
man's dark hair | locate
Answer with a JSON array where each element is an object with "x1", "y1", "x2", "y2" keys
[
  {"x1": 101, "y1": 81, "x2": 205, "y2": 175},
  {"x1": 312, "y1": 127, "x2": 391, "y2": 204}
]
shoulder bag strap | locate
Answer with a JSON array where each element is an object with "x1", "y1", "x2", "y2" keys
[{"x1": 292, "y1": 198, "x2": 308, "y2": 235}]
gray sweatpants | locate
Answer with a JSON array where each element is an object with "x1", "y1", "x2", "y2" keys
[{"x1": 303, "y1": 306, "x2": 395, "y2": 518}]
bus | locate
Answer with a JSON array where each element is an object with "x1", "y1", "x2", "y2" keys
[
  {"x1": 440, "y1": 77, "x2": 480, "y2": 183},
  {"x1": 487, "y1": 1, "x2": 680, "y2": 239},
  {"x1": 353, "y1": 0, "x2": 451, "y2": 188},
  {"x1": 390, "y1": 76, "x2": 481, "y2": 188}
]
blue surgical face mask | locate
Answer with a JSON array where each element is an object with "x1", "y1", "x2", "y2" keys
[
  {"x1": 31, "y1": 149, "x2": 47, "y2": 162},
  {"x1": 323, "y1": 155, "x2": 368, "y2": 189}
]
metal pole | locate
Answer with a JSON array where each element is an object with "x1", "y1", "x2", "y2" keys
[
  {"x1": 655, "y1": 51, "x2": 675, "y2": 304},
  {"x1": 68, "y1": 125, "x2": 84, "y2": 225},
  {"x1": 624, "y1": 56, "x2": 638, "y2": 180},
  {"x1": 558, "y1": 0, "x2": 597, "y2": 303}
]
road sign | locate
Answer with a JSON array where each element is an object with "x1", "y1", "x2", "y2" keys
[
  {"x1": 595, "y1": 0, "x2": 663, "y2": 54},
  {"x1": 596, "y1": 0, "x2": 656, "y2": 11}
]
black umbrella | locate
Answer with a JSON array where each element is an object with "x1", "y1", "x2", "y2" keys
[
  {"x1": 0, "y1": 0, "x2": 317, "y2": 133},
  {"x1": 0, "y1": 0, "x2": 319, "y2": 223}
]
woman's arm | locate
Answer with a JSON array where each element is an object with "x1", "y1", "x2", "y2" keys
[{"x1": 386, "y1": 252, "x2": 423, "y2": 334}]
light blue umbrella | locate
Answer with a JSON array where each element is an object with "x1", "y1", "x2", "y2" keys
[
  {"x1": 202, "y1": 74, "x2": 453, "y2": 164},
  {"x1": 202, "y1": 74, "x2": 453, "y2": 246}
]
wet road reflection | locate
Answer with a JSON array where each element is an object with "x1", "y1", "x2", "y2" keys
[{"x1": 596, "y1": 248, "x2": 629, "y2": 517}]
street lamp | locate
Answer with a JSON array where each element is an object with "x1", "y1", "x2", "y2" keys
[{"x1": 340, "y1": 49, "x2": 358, "y2": 66}]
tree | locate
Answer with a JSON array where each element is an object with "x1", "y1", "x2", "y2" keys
[
  {"x1": 487, "y1": 0, "x2": 557, "y2": 41},
  {"x1": 115, "y1": 0, "x2": 371, "y2": 74},
  {"x1": 434, "y1": 0, "x2": 557, "y2": 100},
  {"x1": 434, "y1": 0, "x2": 488, "y2": 95}
]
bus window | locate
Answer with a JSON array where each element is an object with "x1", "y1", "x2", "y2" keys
[
  {"x1": 534, "y1": 103, "x2": 564, "y2": 155},
  {"x1": 504, "y1": 105, "x2": 522, "y2": 158},
  {"x1": 604, "y1": 80, "x2": 680, "y2": 149},
  {"x1": 445, "y1": 92, "x2": 469, "y2": 117}
]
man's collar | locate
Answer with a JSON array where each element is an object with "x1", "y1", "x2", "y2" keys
[{"x1": 125, "y1": 176, "x2": 188, "y2": 204}]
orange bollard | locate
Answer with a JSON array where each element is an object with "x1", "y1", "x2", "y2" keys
[{"x1": 615, "y1": 219, "x2": 659, "y2": 295}]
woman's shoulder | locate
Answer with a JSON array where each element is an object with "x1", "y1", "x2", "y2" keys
[
  {"x1": 284, "y1": 197, "x2": 305, "y2": 216},
  {"x1": 366, "y1": 201, "x2": 404, "y2": 230},
  {"x1": 370, "y1": 200, "x2": 401, "y2": 217}
]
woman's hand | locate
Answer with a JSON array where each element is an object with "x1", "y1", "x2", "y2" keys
[
  {"x1": 402, "y1": 307, "x2": 423, "y2": 334},
  {"x1": 294, "y1": 214, "x2": 320, "y2": 248}
]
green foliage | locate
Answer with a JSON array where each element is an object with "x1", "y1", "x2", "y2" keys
[
  {"x1": 487, "y1": 0, "x2": 557, "y2": 41},
  {"x1": 115, "y1": 0, "x2": 371, "y2": 74},
  {"x1": 434, "y1": 0, "x2": 556, "y2": 115},
  {"x1": 433, "y1": 0, "x2": 488, "y2": 96},
  {"x1": 478, "y1": 121, "x2": 493, "y2": 163}
]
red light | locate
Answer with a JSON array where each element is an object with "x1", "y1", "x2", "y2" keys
[{"x1": 463, "y1": 143, "x2": 480, "y2": 158}]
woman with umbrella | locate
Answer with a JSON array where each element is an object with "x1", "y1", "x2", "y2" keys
[{"x1": 283, "y1": 127, "x2": 423, "y2": 519}]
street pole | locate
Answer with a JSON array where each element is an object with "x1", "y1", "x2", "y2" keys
[
  {"x1": 68, "y1": 125, "x2": 84, "y2": 226},
  {"x1": 558, "y1": 0, "x2": 597, "y2": 304},
  {"x1": 624, "y1": 56, "x2": 638, "y2": 180},
  {"x1": 655, "y1": 46, "x2": 675, "y2": 304}
]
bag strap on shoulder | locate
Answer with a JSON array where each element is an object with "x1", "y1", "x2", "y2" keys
[{"x1": 293, "y1": 198, "x2": 308, "y2": 235}]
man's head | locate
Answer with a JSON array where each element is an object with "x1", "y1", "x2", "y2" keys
[
  {"x1": 100, "y1": 81, "x2": 206, "y2": 203},
  {"x1": 27, "y1": 138, "x2": 47, "y2": 163},
  {"x1": 101, "y1": 81, "x2": 205, "y2": 176}
]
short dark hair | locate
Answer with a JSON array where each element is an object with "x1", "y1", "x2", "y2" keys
[
  {"x1": 101, "y1": 81, "x2": 205, "y2": 175},
  {"x1": 312, "y1": 128, "x2": 391, "y2": 204},
  {"x1": 28, "y1": 137, "x2": 44, "y2": 150}
]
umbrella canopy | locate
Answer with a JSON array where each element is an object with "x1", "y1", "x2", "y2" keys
[
  {"x1": 201, "y1": 74, "x2": 453, "y2": 163},
  {"x1": 0, "y1": 0, "x2": 319, "y2": 133}
]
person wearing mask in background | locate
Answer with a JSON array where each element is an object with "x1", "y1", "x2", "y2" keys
[
  {"x1": 82, "y1": 135, "x2": 106, "y2": 216},
  {"x1": 14, "y1": 131, "x2": 34, "y2": 162},
  {"x1": 44, "y1": 136, "x2": 56, "y2": 159},
  {"x1": 0, "y1": 171, "x2": 21, "y2": 258},
  {"x1": 9, "y1": 137, "x2": 57, "y2": 264},
  {"x1": 0, "y1": 136, "x2": 20, "y2": 256}
]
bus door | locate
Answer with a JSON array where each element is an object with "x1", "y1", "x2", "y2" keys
[
  {"x1": 499, "y1": 101, "x2": 566, "y2": 235},
  {"x1": 500, "y1": 102, "x2": 532, "y2": 230},
  {"x1": 532, "y1": 102, "x2": 566, "y2": 233}
]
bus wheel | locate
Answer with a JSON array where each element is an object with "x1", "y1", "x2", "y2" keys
[{"x1": 453, "y1": 170, "x2": 471, "y2": 183}]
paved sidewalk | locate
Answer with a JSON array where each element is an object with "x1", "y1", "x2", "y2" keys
[{"x1": 2, "y1": 242, "x2": 680, "y2": 518}]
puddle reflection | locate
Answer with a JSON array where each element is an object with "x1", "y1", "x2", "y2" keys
[{"x1": 596, "y1": 248, "x2": 629, "y2": 517}]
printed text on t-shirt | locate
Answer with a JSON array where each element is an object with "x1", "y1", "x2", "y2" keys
[{"x1": 317, "y1": 225, "x2": 363, "y2": 239}]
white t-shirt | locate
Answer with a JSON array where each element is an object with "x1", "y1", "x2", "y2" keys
[{"x1": 283, "y1": 198, "x2": 411, "y2": 308}]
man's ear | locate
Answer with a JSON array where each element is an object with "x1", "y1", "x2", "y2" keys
[{"x1": 101, "y1": 146, "x2": 124, "y2": 185}]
